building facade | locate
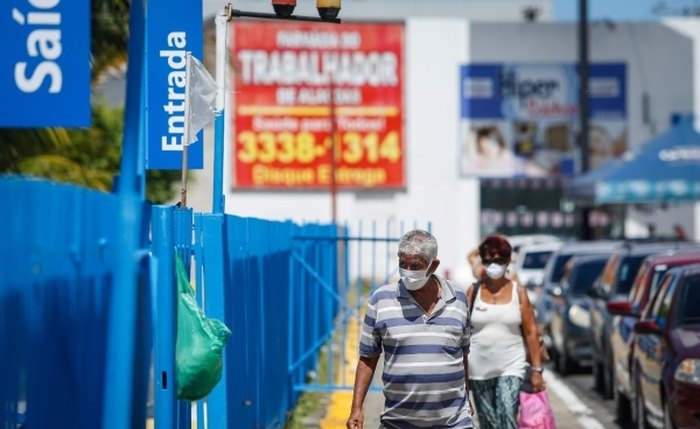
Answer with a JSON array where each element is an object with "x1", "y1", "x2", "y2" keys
[{"x1": 186, "y1": 7, "x2": 700, "y2": 284}]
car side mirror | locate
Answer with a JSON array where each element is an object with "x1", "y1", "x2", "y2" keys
[
  {"x1": 547, "y1": 286, "x2": 562, "y2": 297},
  {"x1": 634, "y1": 319, "x2": 661, "y2": 335},
  {"x1": 607, "y1": 300, "x2": 636, "y2": 317}
]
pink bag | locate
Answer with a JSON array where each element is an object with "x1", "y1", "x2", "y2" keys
[{"x1": 518, "y1": 391, "x2": 556, "y2": 429}]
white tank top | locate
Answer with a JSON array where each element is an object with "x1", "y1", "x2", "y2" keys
[{"x1": 468, "y1": 283, "x2": 527, "y2": 380}]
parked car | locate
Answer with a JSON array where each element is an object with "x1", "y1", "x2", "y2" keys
[
  {"x1": 607, "y1": 249, "x2": 700, "y2": 423},
  {"x1": 632, "y1": 263, "x2": 700, "y2": 429},
  {"x1": 548, "y1": 254, "x2": 609, "y2": 375},
  {"x1": 588, "y1": 241, "x2": 697, "y2": 399},
  {"x1": 508, "y1": 234, "x2": 562, "y2": 258},
  {"x1": 534, "y1": 240, "x2": 621, "y2": 351},
  {"x1": 512, "y1": 241, "x2": 563, "y2": 303}
]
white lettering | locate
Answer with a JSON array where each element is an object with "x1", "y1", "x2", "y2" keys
[
  {"x1": 28, "y1": 29, "x2": 61, "y2": 60},
  {"x1": 237, "y1": 50, "x2": 398, "y2": 87},
  {"x1": 15, "y1": 61, "x2": 62, "y2": 93},
  {"x1": 159, "y1": 32, "x2": 189, "y2": 151},
  {"x1": 12, "y1": 2, "x2": 63, "y2": 94},
  {"x1": 161, "y1": 135, "x2": 184, "y2": 151},
  {"x1": 30, "y1": 0, "x2": 60, "y2": 8}
]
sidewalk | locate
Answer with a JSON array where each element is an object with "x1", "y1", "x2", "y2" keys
[
  {"x1": 316, "y1": 309, "x2": 592, "y2": 428},
  {"x1": 319, "y1": 367, "x2": 593, "y2": 429}
]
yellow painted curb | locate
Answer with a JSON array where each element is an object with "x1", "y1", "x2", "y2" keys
[{"x1": 319, "y1": 315, "x2": 362, "y2": 429}]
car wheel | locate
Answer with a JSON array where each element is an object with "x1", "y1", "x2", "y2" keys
[
  {"x1": 602, "y1": 353, "x2": 614, "y2": 399},
  {"x1": 635, "y1": 381, "x2": 649, "y2": 429},
  {"x1": 557, "y1": 345, "x2": 574, "y2": 376},
  {"x1": 593, "y1": 358, "x2": 604, "y2": 393},
  {"x1": 613, "y1": 374, "x2": 632, "y2": 423},
  {"x1": 663, "y1": 399, "x2": 676, "y2": 429}
]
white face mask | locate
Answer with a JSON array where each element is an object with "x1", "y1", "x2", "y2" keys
[
  {"x1": 485, "y1": 263, "x2": 506, "y2": 279},
  {"x1": 399, "y1": 265, "x2": 431, "y2": 291}
]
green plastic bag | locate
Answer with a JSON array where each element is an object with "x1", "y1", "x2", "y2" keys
[{"x1": 175, "y1": 250, "x2": 232, "y2": 401}]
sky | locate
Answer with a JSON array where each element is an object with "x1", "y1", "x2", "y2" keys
[{"x1": 554, "y1": 0, "x2": 685, "y2": 21}]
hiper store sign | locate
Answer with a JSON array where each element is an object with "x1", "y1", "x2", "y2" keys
[
  {"x1": 460, "y1": 63, "x2": 626, "y2": 178},
  {"x1": 0, "y1": 0, "x2": 91, "y2": 127},
  {"x1": 232, "y1": 22, "x2": 405, "y2": 189},
  {"x1": 145, "y1": 0, "x2": 204, "y2": 170}
]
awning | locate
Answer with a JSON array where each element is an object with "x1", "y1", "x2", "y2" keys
[{"x1": 565, "y1": 119, "x2": 700, "y2": 205}]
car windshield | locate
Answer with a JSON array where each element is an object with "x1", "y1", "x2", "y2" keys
[
  {"x1": 570, "y1": 260, "x2": 607, "y2": 295},
  {"x1": 678, "y1": 274, "x2": 700, "y2": 325},
  {"x1": 522, "y1": 251, "x2": 553, "y2": 270},
  {"x1": 617, "y1": 255, "x2": 647, "y2": 295},
  {"x1": 550, "y1": 254, "x2": 574, "y2": 283}
]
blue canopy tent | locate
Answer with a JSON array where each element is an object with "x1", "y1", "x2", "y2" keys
[{"x1": 566, "y1": 119, "x2": 700, "y2": 205}]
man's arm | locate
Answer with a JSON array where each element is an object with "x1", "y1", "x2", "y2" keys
[
  {"x1": 463, "y1": 355, "x2": 474, "y2": 416},
  {"x1": 347, "y1": 355, "x2": 380, "y2": 429}
]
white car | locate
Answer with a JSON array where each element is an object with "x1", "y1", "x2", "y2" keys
[
  {"x1": 508, "y1": 234, "x2": 562, "y2": 258},
  {"x1": 512, "y1": 241, "x2": 564, "y2": 303}
]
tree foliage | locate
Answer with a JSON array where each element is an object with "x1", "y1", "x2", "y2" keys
[{"x1": 0, "y1": 0, "x2": 181, "y2": 204}]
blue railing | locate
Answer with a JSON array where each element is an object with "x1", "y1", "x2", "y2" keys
[
  {"x1": 0, "y1": 177, "x2": 341, "y2": 429},
  {"x1": 0, "y1": 177, "x2": 150, "y2": 428}
]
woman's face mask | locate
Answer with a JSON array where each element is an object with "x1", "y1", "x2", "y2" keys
[
  {"x1": 485, "y1": 263, "x2": 506, "y2": 280},
  {"x1": 399, "y1": 260, "x2": 433, "y2": 291}
]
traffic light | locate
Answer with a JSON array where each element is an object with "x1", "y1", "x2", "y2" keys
[
  {"x1": 272, "y1": 0, "x2": 296, "y2": 17},
  {"x1": 317, "y1": 0, "x2": 340, "y2": 21}
]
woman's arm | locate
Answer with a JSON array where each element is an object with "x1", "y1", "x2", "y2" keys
[{"x1": 518, "y1": 284, "x2": 546, "y2": 391}]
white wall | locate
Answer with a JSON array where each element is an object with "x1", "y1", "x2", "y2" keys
[{"x1": 663, "y1": 18, "x2": 700, "y2": 242}]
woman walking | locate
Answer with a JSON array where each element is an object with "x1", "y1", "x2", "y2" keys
[{"x1": 467, "y1": 234, "x2": 546, "y2": 429}]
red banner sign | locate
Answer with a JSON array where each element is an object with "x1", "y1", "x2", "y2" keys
[{"x1": 232, "y1": 22, "x2": 405, "y2": 189}]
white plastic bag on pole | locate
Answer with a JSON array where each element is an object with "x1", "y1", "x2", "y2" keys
[{"x1": 185, "y1": 54, "x2": 218, "y2": 145}]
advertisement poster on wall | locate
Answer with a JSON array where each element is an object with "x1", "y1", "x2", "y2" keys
[
  {"x1": 232, "y1": 22, "x2": 404, "y2": 190},
  {"x1": 460, "y1": 63, "x2": 626, "y2": 178}
]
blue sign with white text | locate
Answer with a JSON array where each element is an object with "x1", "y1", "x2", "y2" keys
[
  {"x1": 0, "y1": 0, "x2": 91, "y2": 127},
  {"x1": 460, "y1": 63, "x2": 626, "y2": 120},
  {"x1": 146, "y1": 0, "x2": 204, "y2": 170}
]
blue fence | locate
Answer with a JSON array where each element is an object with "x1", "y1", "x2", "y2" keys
[
  {"x1": 0, "y1": 177, "x2": 151, "y2": 428},
  {"x1": 1, "y1": 177, "x2": 341, "y2": 429}
]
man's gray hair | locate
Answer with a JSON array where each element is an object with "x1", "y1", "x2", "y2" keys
[{"x1": 398, "y1": 229, "x2": 438, "y2": 262}]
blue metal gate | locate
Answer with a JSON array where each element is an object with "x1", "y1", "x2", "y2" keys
[{"x1": 288, "y1": 221, "x2": 430, "y2": 393}]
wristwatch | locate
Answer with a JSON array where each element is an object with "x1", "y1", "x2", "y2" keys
[{"x1": 531, "y1": 366, "x2": 544, "y2": 373}]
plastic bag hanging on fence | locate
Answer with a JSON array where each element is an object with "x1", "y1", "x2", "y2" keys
[{"x1": 175, "y1": 250, "x2": 231, "y2": 401}]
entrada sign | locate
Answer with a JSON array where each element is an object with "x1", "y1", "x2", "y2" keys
[{"x1": 145, "y1": 0, "x2": 204, "y2": 170}]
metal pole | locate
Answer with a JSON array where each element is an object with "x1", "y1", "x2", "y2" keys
[
  {"x1": 103, "y1": 0, "x2": 146, "y2": 425},
  {"x1": 231, "y1": 8, "x2": 340, "y2": 22},
  {"x1": 213, "y1": 6, "x2": 232, "y2": 214},
  {"x1": 152, "y1": 206, "x2": 177, "y2": 429},
  {"x1": 180, "y1": 52, "x2": 193, "y2": 207},
  {"x1": 578, "y1": 0, "x2": 593, "y2": 240},
  {"x1": 579, "y1": 0, "x2": 589, "y2": 174},
  {"x1": 329, "y1": 74, "x2": 338, "y2": 225}
]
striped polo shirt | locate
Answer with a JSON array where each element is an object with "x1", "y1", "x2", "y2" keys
[{"x1": 359, "y1": 276, "x2": 473, "y2": 429}]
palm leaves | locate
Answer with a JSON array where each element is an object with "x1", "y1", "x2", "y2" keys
[{"x1": 0, "y1": 0, "x2": 181, "y2": 204}]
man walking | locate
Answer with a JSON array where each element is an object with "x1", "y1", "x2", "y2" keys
[{"x1": 347, "y1": 229, "x2": 473, "y2": 429}]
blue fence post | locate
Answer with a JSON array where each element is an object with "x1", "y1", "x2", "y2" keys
[
  {"x1": 173, "y1": 208, "x2": 194, "y2": 428},
  {"x1": 195, "y1": 213, "x2": 229, "y2": 429},
  {"x1": 152, "y1": 206, "x2": 177, "y2": 429}
]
